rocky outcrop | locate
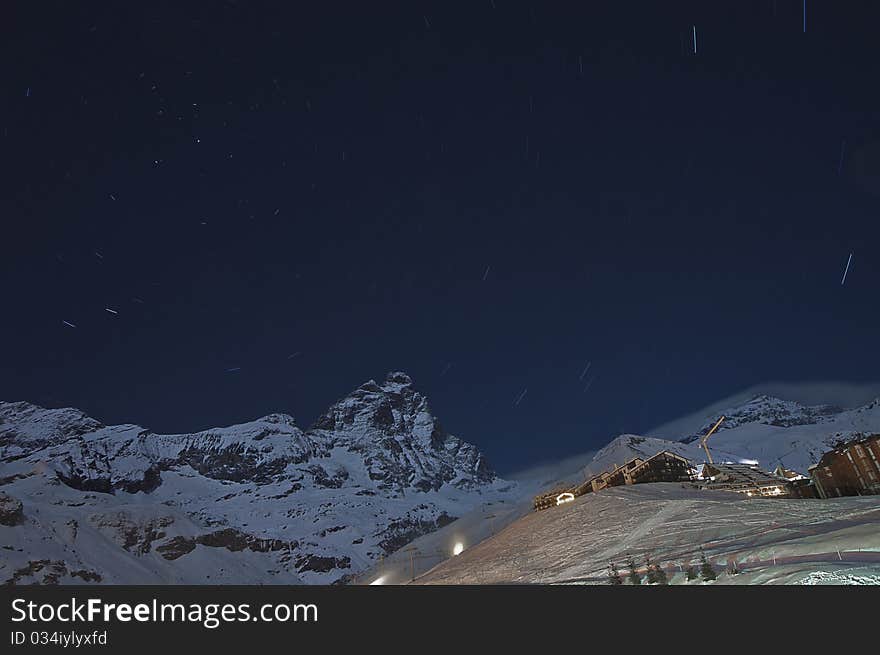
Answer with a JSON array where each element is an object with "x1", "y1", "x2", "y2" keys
[
  {"x1": 308, "y1": 371, "x2": 495, "y2": 494},
  {"x1": 155, "y1": 529, "x2": 297, "y2": 561},
  {"x1": 2, "y1": 559, "x2": 102, "y2": 586},
  {"x1": 0, "y1": 492, "x2": 24, "y2": 526},
  {"x1": 88, "y1": 513, "x2": 174, "y2": 555},
  {"x1": 374, "y1": 510, "x2": 457, "y2": 554},
  {"x1": 294, "y1": 554, "x2": 351, "y2": 574}
]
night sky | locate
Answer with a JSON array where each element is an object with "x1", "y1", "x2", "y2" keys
[{"x1": 3, "y1": 2, "x2": 880, "y2": 473}]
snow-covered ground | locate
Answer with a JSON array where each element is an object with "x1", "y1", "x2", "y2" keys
[{"x1": 413, "y1": 483, "x2": 880, "y2": 585}]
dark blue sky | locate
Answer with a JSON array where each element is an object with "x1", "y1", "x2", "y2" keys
[{"x1": 3, "y1": 1, "x2": 880, "y2": 473}]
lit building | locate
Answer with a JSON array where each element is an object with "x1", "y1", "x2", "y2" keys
[
  {"x1": 533, "y1": 451, "x2": 694, "y2": 511},
  {"x1": 808, "y1": 434, "x2": 880, "y2": 499},
  {"x1": 697, "y1": 463, "x2": 791, "y2": 497}
]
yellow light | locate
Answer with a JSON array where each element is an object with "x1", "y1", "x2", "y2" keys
[
  {"x1": 453, "y1": 542, "x2": 464, "y2": 556},
  {"x1": 369, "y1": 576, "x2": 386, "y2": 585},
  {"x1": 556, "y1": 492, "x2": 575, "y2": 506}
]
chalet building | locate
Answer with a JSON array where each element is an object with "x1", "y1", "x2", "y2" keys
[
  {"x1": 533, "y1": 451, "x2": 694, "y2": 511},
  {"x1": 773, "y1": 465, "x2": 808, "y2": 481},
  {"x1": 808, "y1": 434, "x2": 880, "y2": 499},
  {"x1": 787, "y1": 477, "x2": 818, "y2": 499},
  {"x1": 589, "y1": 470, "x2": 614, "y2": 493},
  {"x1": 603, "y1": 458, "x2": 644, "y2": 487},
  {"x1": 627, "y1": 451, "x2": 692, "y2": 484},
  {"x1": 770, "y1": 465, "x2": 818, "y2": 498},
  {"x1": 697, "y1": 463, "x2": 791, "y2": 497},
  {"x1": 533, "y1": 486, "x2": 579, "y2": 511}
]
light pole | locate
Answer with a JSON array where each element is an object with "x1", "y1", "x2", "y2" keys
[{"x1": 403, "y1": 546, "x2": 419, "y2": 582}]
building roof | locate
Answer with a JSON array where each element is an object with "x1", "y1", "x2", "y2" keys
[
  {"x1": 629, "y1": 449, "x2": 691, "y2": 472},
  {"x1": 773, "y1": 465, "x2": 808, "y2": 480},
  {"x1": 701, "y1": 463, "x2": 786, "y2": 487}
]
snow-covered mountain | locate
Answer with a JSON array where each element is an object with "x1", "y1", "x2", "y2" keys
[
  {"x1": 678, "y1": 395, "x2": 844, "y2": 442},
  {"x1": 584, "y1": 393, "x2": 880, "y2": 478},
  {"x1": 0, "y1": 372, "x2": 518, "y2": 585}
]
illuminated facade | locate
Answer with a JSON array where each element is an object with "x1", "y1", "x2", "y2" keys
[
  {"x1": 808, "y1": 434, "x2": 880, "y2": 499},
  {"x1": 533, "y1": 450, "x2": 694, "y2": 511},
  {"x1": 697, "y1": 463, "x2": 791, "y2": 497}
]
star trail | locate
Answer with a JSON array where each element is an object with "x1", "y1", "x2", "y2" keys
[{"x1": 2, "y1": 2, "x2": 879, "y2": 473}]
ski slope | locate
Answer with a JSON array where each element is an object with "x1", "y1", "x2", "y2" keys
[{"x1": 413, "y1": 483, "x2": 880, "y2": 585}]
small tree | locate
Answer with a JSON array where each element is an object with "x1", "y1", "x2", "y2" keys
[
  {"x1": 685, "y1": 563, "x2": 698, "y2": 581},
  {"x1": 726, "y1": 559, "x2": 740, "y2": 576},
  {"x1": 699, "y1": 550, "x2": 717, "y2": 582},
  {"x1": 607, "y1": 561, "x2": 622, "y2": 585},
  {"x1": 626, "y1": 557, "x2": 641, "y2": 585},
  {"x1": 654, "y1": 562, "x2": 668, "y2": 585},
  {"x1": 645, "y1": 556, "x2": 658, "y2": 584}
]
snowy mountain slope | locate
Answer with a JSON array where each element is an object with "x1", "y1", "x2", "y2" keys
[
  {"x1": 583, "y1": 394, "x2": 880, "y2": 478},
  {"x1": 350, "y1": 466, "x2": 576, "y2": 585},
  {"x1": 0, "y1": 372, "x2": 519, "y2": 585},
  {"x1": 350, "y1": 450, "x2": 602, "y2": 585},
  {"x1": 0, "y1": 471, "x2": 303, "y2": 585},
  {"x1": 679, "y1": 395, "x2": 845, "y2": 443},
  {"x1": 414, "y1": 483, "x2": 880, "y2": 585},
  {"x1": 648, "y1": 381, "x2": 880, "y2": 440}
]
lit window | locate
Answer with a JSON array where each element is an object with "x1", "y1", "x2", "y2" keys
[{"x1": 556, "y1": 492, "x2": 575, "y2": 506}]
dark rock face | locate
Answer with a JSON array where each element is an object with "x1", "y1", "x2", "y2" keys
[
  {"x1": 4, "y1": 560, "x2": 67, "y2": 585},
  {"x1": 2, "y1": 560, "x2": 102, "y2": 586},
  {"x1": 56, "y1": 472, "x2": 113, "y2": 494},
  {"x1": 196, "y1": 528, "x2": 291, "y2": 553},
  {"x1": 176, "y1": 445, "x2": 290, "y2": 484},
  {"x1": 308, "y1": 371, "x2": 496, "y2": 494},
  {"x1": 117, "y1": 466, "x2": 162, "y2": 494},
  {"x1": 154, "y1": 536, "x2": 197, "y2": 561},
  {"x1": 305, "y1": 464, "x2": 349, "y2": 488},
  {"x1": 375, "y1": 511, "x2": 458, "y2": 555},
  {"x1": 155, "y1": 529, "x2": 297, "y2": 561},
  {"x1": 89, "y1": 513, "x2": 174, "y2": 555},
  {"x1": 295, "y1": 554, "x2": 351, "y2": 574},
  {"x1": 0, "y1": 492, "x2": 24, "y2": 526},
  {"x1": 70, "y1": 569, "x2": 103, "y2": 583}
]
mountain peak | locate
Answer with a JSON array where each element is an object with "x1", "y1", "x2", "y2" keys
[
  {"x1": 383, "y1": 371, "x2": 413, "y2": 387},
  {"x1": 257, "y1": 412, "x2": 298, "y2": 426},
  {"x1": 0, "y1": 400, "x2": 105, "y2": 450},
  {"x1": 307, "y1": 371, "x2": 496, "y2": 495},
  {"x1": 678, "y1": 393, "x2": 845, "y2": 444}
]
